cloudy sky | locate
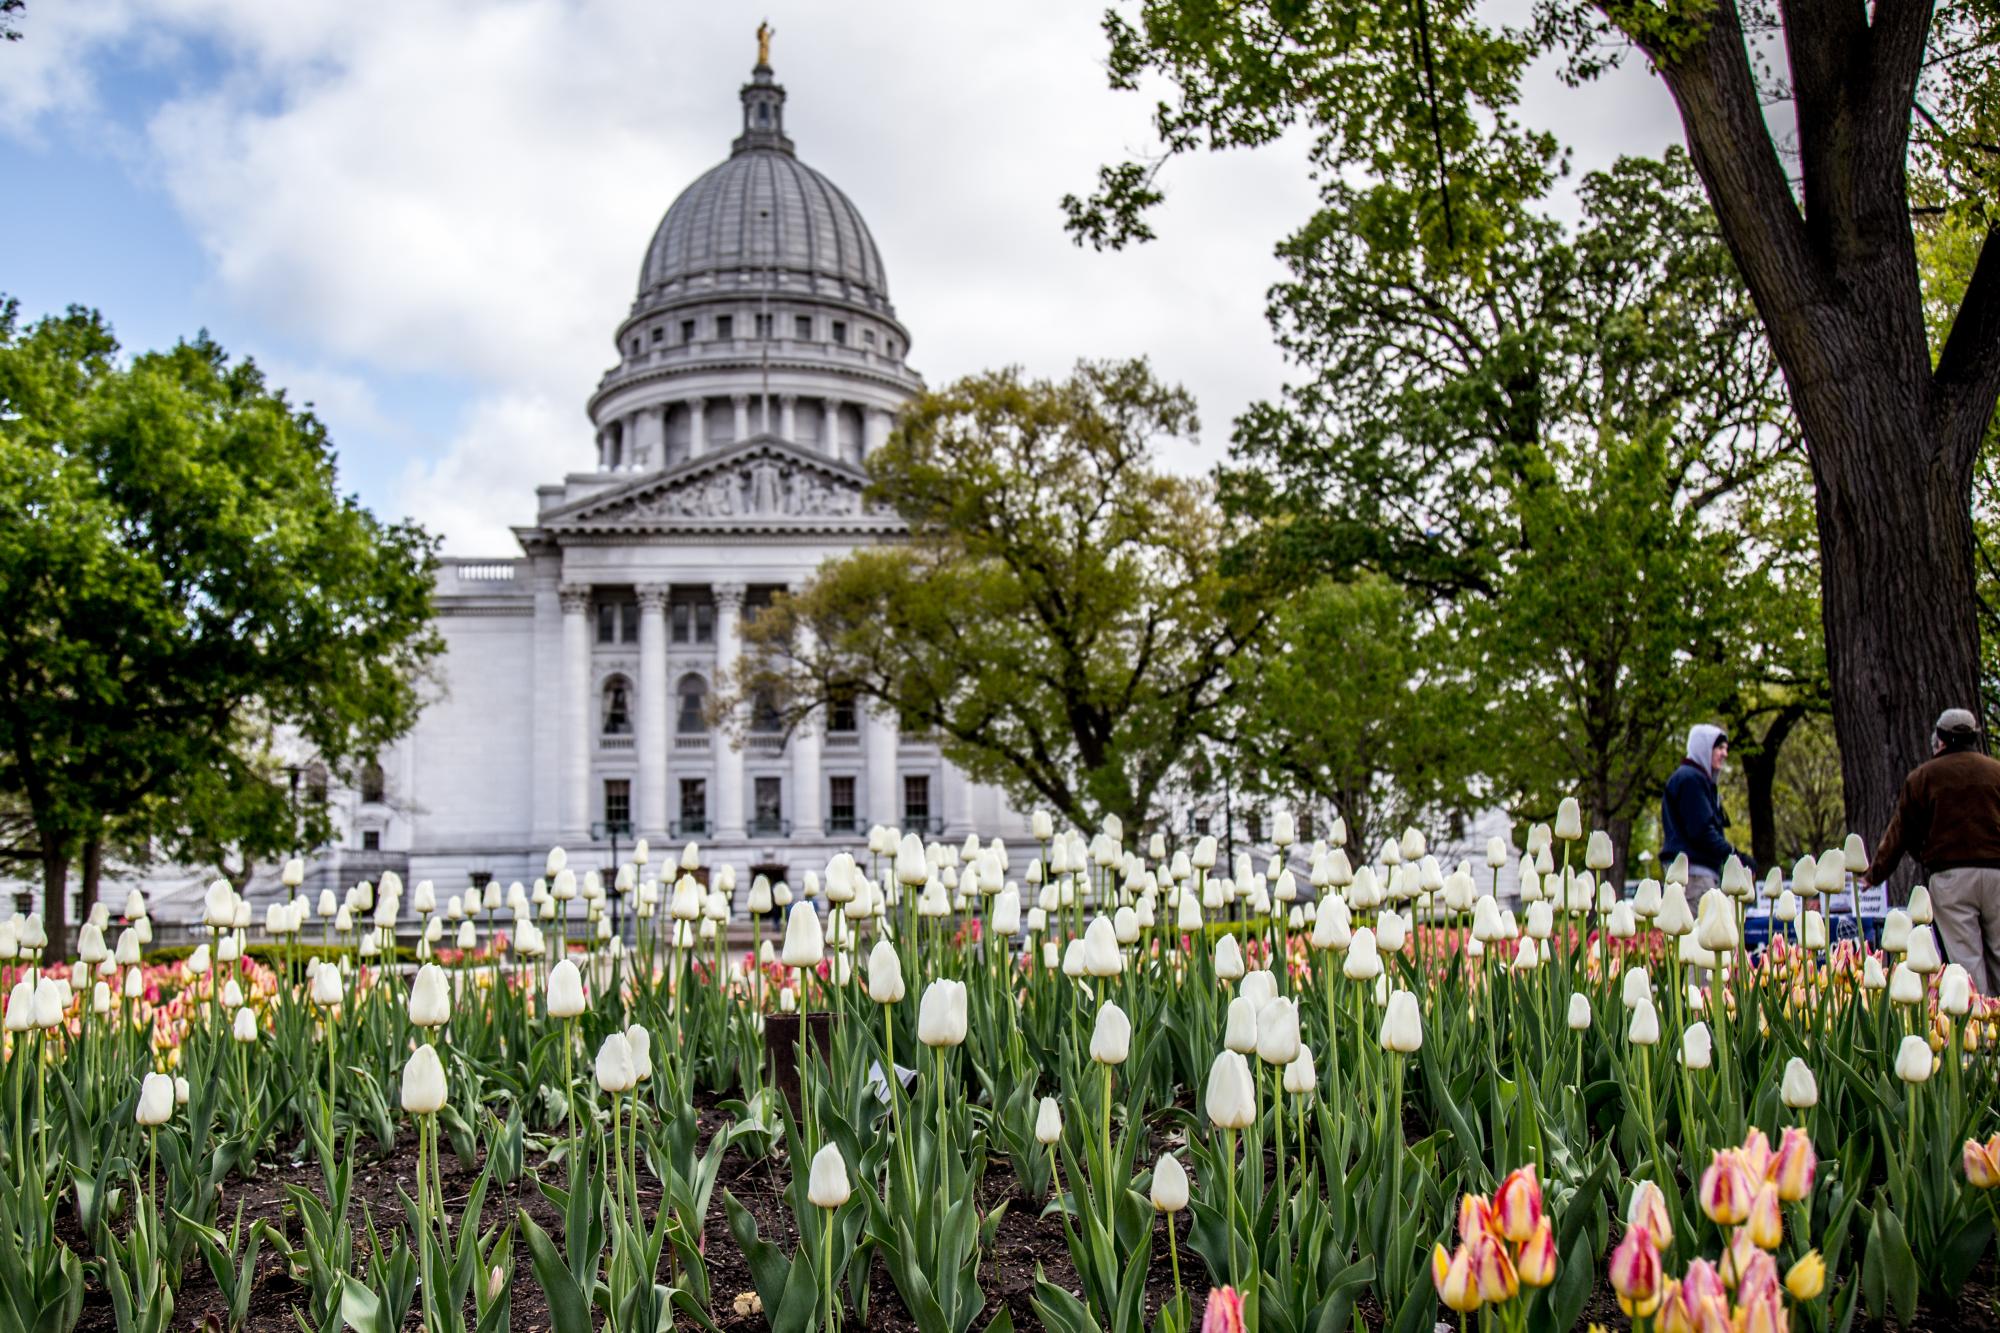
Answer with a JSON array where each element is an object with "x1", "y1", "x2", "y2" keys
[{"x1": 4, "y1": 1, "x2": 1683, "y2": 554}]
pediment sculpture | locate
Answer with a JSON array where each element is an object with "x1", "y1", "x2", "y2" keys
[{"x1": 607, "y1": 457, "x2": 873, "y2": 521}]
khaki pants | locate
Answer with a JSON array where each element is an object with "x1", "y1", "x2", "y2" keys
[{"x1": 1928, "y1": 866, "x2": 2000, "y2": 996}]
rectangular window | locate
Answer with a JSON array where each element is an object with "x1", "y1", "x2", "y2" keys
[
  {"x1": 902, "y1": 774, "x2": 931, "y2": 830},
  {"x1": 680, "y1": 319, "x2": 696, "y2": 343},
  {"x1": 1298, "y1": 810, "x2": 1315, "y2": 842},
  {"x1": 679, "y1": 779, "x2": 707, "y2": 833},
  {"x1": 1247, "y1": 813, "x2": 1262, "y2": 843},
  {"x1": 827, "y1": 687, "x2": 857, "y2": 734},
  {"x1": 361, "y1": 830, "x2": 381, "y2": 851},
  {"x1": 829, "y1": 776, "x2": 856, "y2": 831},
  {"x1": 754, "y1": 313, "x2": 773, "y2": 338},
  {"x1": 1194, "y1": 815, "x2": 1211, "y2": 837},
  {"x1": 830, "y1": 320, "x2": 847, "y2": 345},
  {"x1": 469, "y1": 871, "x2": 493, "y2": 892},
  {"x1": 671, "y1": 601, "x2": 691, "y2": 643},
  {"x1": 650, "y1": 326, "x2": 663, "y2": 343},
  {"x1": 603, "y1": 779, "x2": 631, "y2": 831},
  {"x1": 597, "y1": 599, "x2": 638, "y2": 644},
  {"x1": 695, "y1": 602, "x2": 714, "y2": 644},
  {"x1": 715, "y1": 314, "x2": 734, "y2": 339},
  {"x1": 753, "y1": 777, "x2": 783, "y2": 834},
  {"x1": 862, "y1": 329, "x2": 876, "y2": 346},
  {"x1": 795, "y1": 315, "x2": 813, "y2": 340},
  {"x1": 597, "y1": 602, "x2": 618, "y2": 644}
]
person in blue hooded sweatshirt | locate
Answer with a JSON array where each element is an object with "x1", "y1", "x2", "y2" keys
[{"x1": 1661, "y1": 724, "x2": 1743, "y2": 891}]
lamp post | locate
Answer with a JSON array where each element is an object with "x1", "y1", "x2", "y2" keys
[{"x1": 592, "y1": 818, "x2": 633, "y2": 941}]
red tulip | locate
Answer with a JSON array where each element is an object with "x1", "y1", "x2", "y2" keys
[
  {"x1": 1492, "y1": 1164, "x2": 1543, "y2": 1242},
  {"x1": 1772, "y1": 1126, "x2": 1817, "y2": 1202},
  {"x1": 1200, "y1": 1286, "x2": 1246, "y2": 1333},
  {"x1": 1514, "y1": 1217, "x2": 1558, "y2": 1288},
  {"x1": 1609, "y1": 1224, "x2": 1663, "y2": 1317}
]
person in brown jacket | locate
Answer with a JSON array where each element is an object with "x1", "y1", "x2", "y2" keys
[{"x1": 1862, "y1": 708, "x2": 2000, "y2": 994}]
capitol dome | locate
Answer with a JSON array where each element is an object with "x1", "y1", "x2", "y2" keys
[{"x1": 633, "y1": 63, "x2": 894, "y2": 317}]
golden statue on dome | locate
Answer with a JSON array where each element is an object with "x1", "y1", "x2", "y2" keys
[{"x1": 756, "y1": 21, "x2": 774, "y2": 67}]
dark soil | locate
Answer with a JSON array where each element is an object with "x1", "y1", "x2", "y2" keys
[{"x1": 57, "y1": 1092, "x2": 2000, "y2": 1331}]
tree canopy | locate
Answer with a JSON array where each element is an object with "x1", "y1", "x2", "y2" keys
[
  {"x1": 0, "y1": 300, "x2": 440, "y2": 955},
  {"x1": 737, "y1": 359, "x2": 1271, "y2": 833}
]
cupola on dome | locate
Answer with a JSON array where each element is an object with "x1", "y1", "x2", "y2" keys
[{"x1": 636, "y1": 57, "x2": 892, "y2": 314}]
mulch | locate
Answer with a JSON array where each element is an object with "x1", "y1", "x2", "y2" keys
[{"x1": 56, "y1": 1090, "x2": 2000, "y2": 1331}]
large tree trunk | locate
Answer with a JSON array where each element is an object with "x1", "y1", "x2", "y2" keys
[
  {"x1": 1811, "y1": 431, "x2": 1983, "y2": 902},
  {"x1": 38, "y1": 829, "x2": 69, "y2": 964},
  {"x1": 1738, "y1": 704, "x2": 1807, "y2": 871},
  {"x1": 81, "y1": 834, "x2": 103, "y2": 919}
]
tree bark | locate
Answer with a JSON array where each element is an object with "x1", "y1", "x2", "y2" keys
[
  {"x1": 1738, "y1": 704, "x2": 1807, "y2": 871},
  {"x1": 1642, "y1": 1, "x2": 1998, "y2": 903},
  {"x1": 38, "y1": 829, "x2": 69, "y2": 964},
  {"x1": 81, "y1": 834, "x2": 103, "y2": 920}
]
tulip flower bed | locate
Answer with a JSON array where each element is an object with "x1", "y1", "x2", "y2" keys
[{"x1": 4, "y1": 815, "x2": 2000, "y2": 1333}]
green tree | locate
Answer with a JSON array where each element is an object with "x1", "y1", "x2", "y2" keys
[
  {"x1": 1227, "y1": 577, "x2": 1480, "y2": 857},
  {"x1": 1456, "y1": 427, "x2": 1750, "y2": 883},
  {"x1": 1068, "y1": 0, "x2": 2000, "y2": 869},
  {"x1": 736, "y1": 360, "x2": 1271, "y2": 833},
  {"x1": 0, "y1": 301, "x2": 441, "y2": 958}
]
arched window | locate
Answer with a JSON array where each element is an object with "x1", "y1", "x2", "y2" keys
[
  {"x1": 359, "y1": 760, "x2": 385, "y2": 805},
  {"x1": 602, "y1": 675, "x2": 633, "y2": 735},
  {"x1": 676, "y1": 673, "x2": 708, "y2": 734},
  {"x1": 750, "y1": 685, "x2": 783, "y2": 733}
]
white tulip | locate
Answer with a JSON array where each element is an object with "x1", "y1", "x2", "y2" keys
[
  {"x1": 1283, "y1": 1044, "x2": 1317, "y2": 1094},
  {"x1": 1567, "y1": 992, "x2": 1592, "y2": 1031},
  {"x1": 1378, "y1": 989, "x2": 1423, "y2": 1052},
  {"x1": 781, "y1": 902, "x2": 825, "y2": 969},
  {"x1": 1213, "y1": 934, "x2": 1245, "y2": 980},
  {"x1": 1907, "y1": 885, "x2": 1933, "y2": 925},
  {"x1": 1627, "y1": 996, "x2": 1660, "y2": 1046},
  {"x1": 1090, "y1": 1001, "x2": 1132, "y2": 1065},
  {"x1": 546, "y1": 959, "x2": 587, "y2": 1017},
  {"x1": 1035, "y1": 1096, "x2": 1063, "y2": 1145},
  {"x1": 1150, "y1": 1153, "x2": 1190, "y2": 1211},
  {"x1": 916, "y1": 978, "x2": 968, "y2": 1048},
  {"x1": 1223, "y1": 995, "x2": 1259, "y2": 1054},
  {"x1": 594, "y1": 1033, "x2": 637, "y2": 1093},
  {"x1": 1940, "y1": 963, "x2": 1973, "y2": 1016},
  {"x1": 1256, "y1": 997, "x2": 1300, "y2": 1066},
  {"x1": 136, "y1": 1072, "x2": 175, "y2": 1126},
  {"x1": 1905, "y1": 925, "x2": 1942, "y2": 974},
  {"x1": 1205, "y1": 1050, "x2": 1257, "y2": 1129},
  {"x1": 1554, "y1": 798, "x2": 1582, "y2": 841},
  {"x1": 1680, "y1": 1021, "x2": 1713, "y2": 1070},
  {"x1": 1894, "y1": 1034, "x2": 1934, "y2": 1083},
  {"x1": 1889, "y1": 962, "x2": 1924, "y2": 1006},
  {"x1": 1343, "y1": 928, "x2": 1382, "y2": 981},
  {"x1": 1780, "y1": 1057, "x2": 1818, "y2": 1109},
  {"x1": 409, "y1": 963, "x2": 451, "y2": 1027},
  {"x1": 807, "y1": 1142, "x2": 851, "y2": 1208},
  {"x1": 400, "y1": 1044, "x2": 448, "y2": 1115}
]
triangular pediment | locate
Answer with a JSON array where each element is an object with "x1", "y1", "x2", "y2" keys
[{"x1": 542, "y1": 437, "x2": 897, "y2": 533}]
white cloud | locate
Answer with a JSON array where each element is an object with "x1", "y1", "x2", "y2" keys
[{"x1": 9, "y1": 0, "x2": 1685, "y2": 553}]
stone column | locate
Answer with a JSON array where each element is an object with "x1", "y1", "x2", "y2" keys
[
  {"x1": 636, "y1": 584, "x2": 670, "y2": 841},
  {"x1": 821, "y1": 398, "x2": 842, "y2": 458},
  {"x1": 864, "y1": 700, "x2": 899, "y2": 832},
  {"x1": 712, "y1": 584, "x2": 747, "y2": 839},
  {"x1": 559, "y1": 583, "x2": 592, "y2": 841},
  {"x1": 687, "y1": 398, "x2": 707, "y2": 457},
  {"x1": 943, "y1": 761, "x2": 975, "y2": 838},
  {"x1": 731, "y1": 394, "x2": 750, "y2": 444},
  {"x1": 530, "y1": 560, "x2": 562, "y2": 846},
  {"x1": 790, "y1": 615, "x2": 823, "y2": 837},
  {"x1": 779, "y1": 394, "x2": 797, "y2": 444},
  {"x1": 864, "y1": 405, "x2": 893, "y2": 456}
]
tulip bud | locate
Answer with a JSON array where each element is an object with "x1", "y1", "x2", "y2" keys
[
  {"x1": 1205, "y1": 1050, "x2": 1257, "y2": 1129},
  {"x1": 1566, "y1": 992, "x2": 1592, "y2": 1031},
  {"x1": 1090, "y1": 1000, "x2": 1132, "y2": 1065},
  {"x1": 1343, "y1": 928, "x2": 1382, "y2": 981},
  {"x1": 1962, "y1": 1134, "x2": 2000, "y2": 1189},
  {"x1": 1894, "y1": 1033, "x2": 1933, "y2": 1083},
  {"x1": 1907, "y1": 884, "x2": 1933, "y2": 924},
  {"x1": 1627, "y1": 996, "x2": 1660, "y2": 1046},
  {"x1": 1608, "y1": 1225, "x2": 1662, "y2": 1317},
  {"x1": 1432, "y1": 1243, "x2": 1481, "y2": 1314},
  {"x1": 1034, "y1": 1096, "x2": 1062, "y2": 1146},
  {"x1": 1680, "y1": 1020, "x2": 1713, "y2": 1070},
  {"x1": 1213, "y1": 933, "x2": 1245, "y2": 980},
  {"x1": 1378, "y1": 989, "x2": 1423, "y2": 1053},
  {"x1": 1940, "y1": 963, "x2": 1973, "y2": 1015},
  {"x1": 1780, "y1": 1057, "x2": 1818, "y2": 1109},
  {"x1": 865, "y1": 940, "x2": 904, "y2": 1004},
  {"x1": 1889, "y1": 961, "x2": 1924, "y2": 1006},
  {"x1": 546, "y1": 959, "x2": 587, "y2": 1017},
  {"x1": 1905, "y1": 924, "x2": 1942, "y2": 973},
  {"x1": 1585, "y1": 829, "x2": 1613, "y2": 870},
  {"x1": 916, "y1": 978, "x2": 968, "y2": 1048},
  {"x1": 1283, "y1": 1044, "x2": 1316, "y2": 1095},
  {"x1": 400, "y1": 1044, "x2": 447, "y2": 1115},
  {"x1": 408, "y1": 963, "x2": 451, "y2": 1028},
  {"x1": 1772, "y1": 1125, "x2": 1816, "y2": 1201},
  {"x1": 594, "y1": 1032, "x2": 637, "y2": 1093},
  {"x1": 806, "y1": 1142, "x2": 851, "y2": 1208},
  {"x1": 1150, "y1": 1153, "x2": 1189, "y2": 1212},
  {"x1": 780, "y1": 902, "x2": 825, "y2": 969},
  {"x1": 1255, "y1": 997, "x2": 1300, "y2": 1066},
  {"x1": 1785, "y1": 1251, "x2": 1826, "y2": 1301},
  {"x1": 136, "y1": 1071, "x2": 175, "y2": 1126}
]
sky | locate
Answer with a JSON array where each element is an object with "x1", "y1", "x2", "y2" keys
[{"x1": 2, "y1": 1, "x2": 1685, "y2": 554}]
